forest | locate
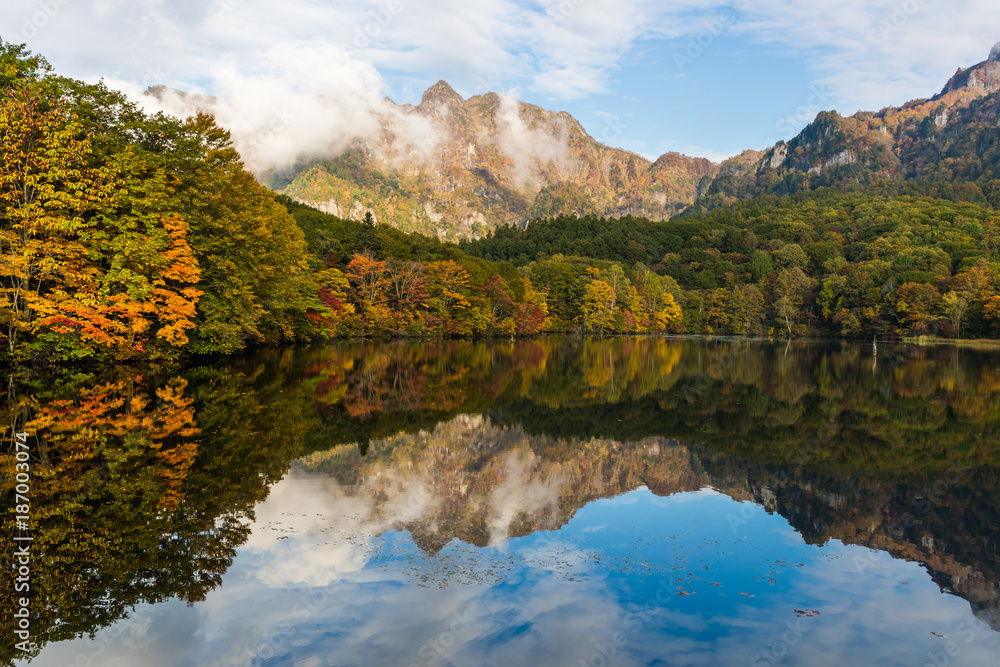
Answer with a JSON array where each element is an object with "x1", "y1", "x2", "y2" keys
[
  {"x1": 462, "y1": 190, "x2": 1000, "y2": 339},
  {"x1": 4, "y1": 42, "x2": 1000, "y2": 367}
]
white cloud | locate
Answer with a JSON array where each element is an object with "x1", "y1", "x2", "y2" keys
[
  {"x1": 4, "y1": 0, "x2": 1000, "y2": 165},
  {"x1": 495, "y1": 91, "x2": 580, "y2": 186},
  {"x1": 732, "y1": 0, "x2": 1000, "y2": 113}
]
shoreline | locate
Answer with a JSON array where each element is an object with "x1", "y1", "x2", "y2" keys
[{"x1": 901, "y1": 336, "x2": 1000, "y2": 350}]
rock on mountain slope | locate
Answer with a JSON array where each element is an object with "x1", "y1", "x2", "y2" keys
[
  {"x1": 268, "y1": 81, "x2": 718, "y2": 239},
  {"x1": 695, "y1": 45, "x2": 1000, "y2": 211}
]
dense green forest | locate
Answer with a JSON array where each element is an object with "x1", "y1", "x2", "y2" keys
[
  {"x1": 462, "y1": 189, "x2": 1000, "y2": 338},
  {"x1": 5, "y1": 42, "x2": 1000, "y2": 367}
]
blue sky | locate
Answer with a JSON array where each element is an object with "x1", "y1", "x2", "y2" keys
[{"x1": 2, "y1": 0, "x2": 999, "y2": 164}]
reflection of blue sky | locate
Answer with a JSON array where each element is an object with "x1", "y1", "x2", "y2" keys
[{"x1": 27, "y1": 476, "x2": 1000, "y2": 667}]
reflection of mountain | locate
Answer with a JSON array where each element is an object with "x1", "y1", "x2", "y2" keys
[
  {"x1": 287, "y1": 338, "x2": 1000, "y2": 631},
  {"x1": 300, "y1": 409, "x2": 1000, "y2": 631},
  {"x1": 6, "y1": 337, "x2": 1000, "y2": 661},
  {"x1": 717, "y1": 460, "x2": 1000, "y2": 632},
  {"x1": 299, "y1": 415, "x2": 717, "y2": 551}
]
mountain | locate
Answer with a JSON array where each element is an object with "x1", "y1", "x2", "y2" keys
[
  {"x1": 694, "y1": 46, "x2": 1000, "y2": 211},
  {"x1": 266, "y1": 81, "x2": 718, "y2": 239},
  {"x1": 145, "y1": 45, "x2": 1000, "y2": 240}
]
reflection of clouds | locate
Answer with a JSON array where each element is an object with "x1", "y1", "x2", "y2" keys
[
  {"x1": 243, "y1": 475, "x2": 389, "y2": 586},
  {"x1": 487, "y1": 451, "x2": 568, "y2": 546},
  {"x1": 25, "y1": 488, "x2": 1000, "y2": 667},
  {"x1": 242, "y1": 460, "x2": 448, "y2": 586}
]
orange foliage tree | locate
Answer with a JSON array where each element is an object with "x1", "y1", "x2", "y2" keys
[{"x1": 0, "y1": 83, "x2": 203, "y2": 360}]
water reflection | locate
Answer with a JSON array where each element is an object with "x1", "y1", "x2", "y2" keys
[{"x1": 4, "y1": 338, "x2": 1000, "y2": 665}]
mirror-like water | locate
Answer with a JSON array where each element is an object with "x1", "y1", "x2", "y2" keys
[{"x1": 4, "y1": 338, "x2": 1000, "y2": 666}]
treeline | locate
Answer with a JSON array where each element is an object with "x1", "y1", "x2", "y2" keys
[
  {"x1": 0, "y1": 44, "x2": 683, "y2": 365},
  {"x1": 281, "y1": 198, "x2": 683, "y2": 338},
  {"x1": 462, "y1": 188, "x2": 1000, "y2": 338}
]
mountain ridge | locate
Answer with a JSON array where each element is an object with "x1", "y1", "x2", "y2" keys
[
  {"x1": 695, "y1": 45, "x2": 1000, "y2": 212},
  {"x1": 145, "y1": 43, "x2": 1000, "y2": 238},
  {"x1": 266, "y1": 81, "x2": 719, "y2": 239}
]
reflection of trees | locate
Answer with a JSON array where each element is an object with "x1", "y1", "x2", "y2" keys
[
  {"x1": 0, "y1": 356, "x2": 327, "y2": 664},
  {"x1": 294, "y1": 338, "x2": 1000, "y2": 475},
  {"x1": 288, "y1": 338, "x2": 1000, "y2": 627},
  {"x1": 1, "y1": 374, "x2": 213, "y2": 663}
]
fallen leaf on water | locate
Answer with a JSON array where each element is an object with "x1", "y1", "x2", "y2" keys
[
  {"x1": 794, "y1": 609, "x2": 820, "y2": 617},
  {"x1": 739, "y1": 592, "x2": 755, "y2": 597},
  {"x1": 931, "y1": 632, "x2": 945, "y2": 638}
]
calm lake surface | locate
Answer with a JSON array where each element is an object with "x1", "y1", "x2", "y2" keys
[{"x1": 5, "y1": 337, "x2": 1000, "y2": 666}]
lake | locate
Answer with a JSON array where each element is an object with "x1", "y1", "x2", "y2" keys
[{"x1": 5, "y1": 337, "x2": 1000, "y2": 666}]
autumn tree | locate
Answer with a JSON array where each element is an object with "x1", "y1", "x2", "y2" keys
[
  {"x1": 426, "y1": 260, "x2": 471, "y2": 312},
  {"x1": 0, "y1": 83, "x2": 105, "y2": 356},
  {"x1": 175, "y1": 115, "x2": 318, "y2": 352},
  {"x1": 582, "y1": 279, "x2": 617, "y2": 335},
  {"x1": 741, "y1": 284, "x2": 765, "y2": 335},
  {"x1": 941, "y1": 291, "x2": 968, "y2": 337},
  {"x1": 483, "y1": 274, "x2": 515, "y2": 332},
  {"x1": 895, "y1": 282, "x2": 941, "y2": 334},
  {"x1": 387, "y1": 259, "x2": 427, "y2": 308},
  {"x1": 0, "y1": 81, "x2": 203, "y2": 360},
  {"x1": 774, "y1": 268, "x2": 813, "y2": 337},
  {"x1": 345, "y1": 251, "x2": 391, "y2": 305}
]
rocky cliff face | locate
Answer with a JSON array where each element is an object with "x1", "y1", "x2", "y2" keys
[
  {"x1": 270, "y1": 81, "x2": 719, "y2": 239},
  {"x1": 146, "y1": 45, "x2": 1000, "y2": 236}
]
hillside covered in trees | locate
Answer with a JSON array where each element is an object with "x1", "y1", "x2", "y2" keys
[
  {"x1": 462, "y1": 189, "x2": 1000, "y2": 339},
  {"x1": 6, "y1": 41, "x2": 1000, "y2": 367}
]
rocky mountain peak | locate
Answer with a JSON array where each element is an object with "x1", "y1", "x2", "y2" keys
[
  {"x1": 420, "y1": 80, "x2": 465, "y2": 107},
  {"x1": 990, "y1": 41, "x2": 1000, "y2": 62},
  {"x1": 938, "y1": 46, "x2": 1000, "y2": 97}
]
